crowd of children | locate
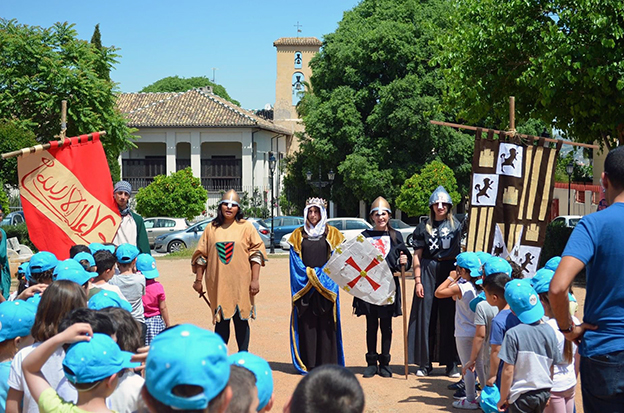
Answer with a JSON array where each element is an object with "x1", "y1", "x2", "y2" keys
[{"x1": 0, "y1": 243, "x2": 365, "y2": 413}]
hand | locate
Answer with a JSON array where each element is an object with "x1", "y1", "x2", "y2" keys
[
  {"x1": 193, "y1": 279, "x2": 203, "y2": 294},
  {"x1": 497, "y1": 399, "x2": 508, "y2": 412},
  {"x1": 462, "y1": 360, "x2": 475, "y2": 376},
  {"x1": 59, "y1": 323, "x2": 92, "y2": 344},
  {"x1": 486, "y1": 378, "x2": 496, "y2": 387},
  {"x1": 563, "y1": 323, "x2": 597, "y2": 346},
  {"x1": 131, "y1": 346, "x2": 149, "y2": 371},
  {"x1": 250, "y1": 279, "x2": 260, "y2": 296},
  {"x1": 415, "y1": 283, "x2": 424, "y2": 298},
  {"x1": 16, "y1": 284, "x2": 48, "y2": 301},
  {"x1": 399, "y1": 252, "x2": 407, "y2": 266}
]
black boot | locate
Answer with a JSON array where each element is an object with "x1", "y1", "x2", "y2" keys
[
  {"x1": 363, "y1": 353, "x2": 378, "y2": 378},
  {"x1": 378, "y1": 354, "x2": 392, "y2": 378}
]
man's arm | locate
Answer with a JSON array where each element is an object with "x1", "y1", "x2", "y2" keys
[{"x1": 497, "y1": 362, "x2": 514, "y2": 411}]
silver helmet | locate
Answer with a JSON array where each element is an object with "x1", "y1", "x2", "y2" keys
[{"x1": 428, "y1": 186, "x2": 453, "y2": 207}]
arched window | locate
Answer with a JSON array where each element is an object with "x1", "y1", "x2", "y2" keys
[
  {"x1": 292, "y1": 72, "x2": 305, "y2": 105},
  {"x1": 294, "y1": 51, "x2": 303, "y2": 69}
]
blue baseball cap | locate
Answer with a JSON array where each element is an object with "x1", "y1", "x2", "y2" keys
[
  {"x1": 136, "y1": 254, "x2": 159, "y2": 279},
  {"x1": 116, "y1": 243, "x2": 139, "y2": 264},
  {"x1": 145, "y1": 324, "x2": 230, "y2": 410},
  {"x1": 530, "y1": 268, "x2": 555, "y2": 294},
  {"x1": 54, "y1": 259, "x2": 94, "y2": 286},
  {"x1": 475, "y1": 252, "x2": 491, "y2": 267},
  {"x1": 505, "y1": 279, "x2": 544, "y2": 324},
  {"x1": 88, "y1": 290, "x2": 132, "y2": 313},
  {"x1": 17, "y1": 262, "x2": 30, "y2": 279},
  {"x1": 27, "y1": 292, "x2": 42, "y2": 308},
  {"x1": 229, "y1": 352, "x2": 274, "y2": 411},
  {"x1": 63, "y1": 333, "x2": 140, "y2": 384},
  {"x1": 469, "y1": 291, "x2": 486, "y2": 313},
  {"x1": 89, "y1": 243, "x2": 115, "y2": 255},
  {"x1": 483, "y1": 256, "x2": 512, "y2": 277},
  {"x1": 73, "y1": 252, "x2": 96, "y2": 269},
  {"x1": 29, "y1": 251, "x2": 58, "y2": 274},
  {"x1": 0, "y1": 300, "x2": 37, "y2": 341},
  {"x1": 544, "y1": 256, "x2": 561, "y2": 271},
  {"x1": 455, "y1": 252, "x2": 482, "y2": 278},
  {"x1": 479, "y1": 385, "x2": 501, "y2": 413}
]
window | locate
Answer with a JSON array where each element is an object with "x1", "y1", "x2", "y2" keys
[
  {"x1": 294, "y1": 51, "x2": 303, "y2": 69},
  {"x1": 144, "y1": 219, "x2": 155, "y2": 229},
  {"x1": 292, "y1": 72, "x2": 305, "y2": 105},
  {"x1": 13, "y1": 214, "x2": 24, "y2": 224},
  {"x1": 330, "y1": 220, "x2": 344, "y2": 230},
  {"x1": 161, "y1": 219, "x2": 176, "y2": 228},
  {"x1": 283, "y1": 218, "x2": 300, "y2": 226},
  {"x1": 346, "y1": 220, "x2": 369, "y2": 230}
]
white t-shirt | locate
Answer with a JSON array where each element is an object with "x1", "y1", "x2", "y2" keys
[
  {"x1": 546, "y1": 317, "x2": 579, "y2": 392},
  {"x1": 108, "y1": 371, "x2": 146, "y2": 413},
  {"x1": 455, "y1": 281, "x2": 477, "y2": 337},
  {"x1": 8, "y1": 344, "x2": 67, "y2": 413},
  {"x1": 92, "y1": 282, "x2": 128, "y2": 301},
  {"x1": 113, "y1": 214, "x2": 138, "y2": 247}
]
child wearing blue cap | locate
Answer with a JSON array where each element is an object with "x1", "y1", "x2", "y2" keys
[
  {"x1": 28, "y1": 251, "x2": 59, "y2": 286},
  {"x1": 434, "y1": 252, "x2": 482, "y2": 409},
  {"x1": 109, "y1": 244, "x2": 146, "y2": 342},
  {"x1": 227, "y1": 365, "x2": 259, "y2": 412},
  {"x1": 22, "y1": 323, "x2": 139, "y2": 413},
  {"x1": 138, "y1": 254, "x2": 169, "y2": 346},
  {"x1": 141, "y1": 324, "x2": 232, "y2": 413},
  {"x1": 90, "y1": 250, "x2": 127, "y2": 301},
  {"x1": 229, "y1": 351, "x2": 274, "y2": 412},
  {"x1": 497, "y1": 279, "x2": 562, "y2": 412},
  {"x1": 0, "y1": 301, "x2": 37, "y2": 411}
]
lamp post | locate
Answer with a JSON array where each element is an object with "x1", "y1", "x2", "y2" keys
[
  {"x1": 566, "y1": 161, "x2": 574, "y2": 215},
  {"x1": 269, "y1": 152, "x2": 277, "y2": 254},
  {"x1": 306, "y1": 166, "x2": 335, "y2": 215}
]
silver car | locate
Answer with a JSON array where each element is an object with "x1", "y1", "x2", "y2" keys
[
  {"x1": 389, "y1": 219, "x2": 416, "y2": 246},
  {"x1": 246, "y1": 218, "x2": 271, "y2": 248},
  {"x1": 154, "y1": 219, "x2": 212, "y2": 253},
  {"x1": 144, "y1": 217, "x2": 189, "y2": 247}
]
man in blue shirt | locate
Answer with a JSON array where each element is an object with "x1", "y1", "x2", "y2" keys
[{"x1": 550, "y1": 146, "x2": 624, "y2": 412}]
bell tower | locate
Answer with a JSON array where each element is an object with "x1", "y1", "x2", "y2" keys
[{"x1": 273, "y1": 37, "x2": 322, "y2": 153}]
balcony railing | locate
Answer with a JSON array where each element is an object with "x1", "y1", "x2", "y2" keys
[{"x1": 201, "y1": 178, "x2": 242, "y2": 192}]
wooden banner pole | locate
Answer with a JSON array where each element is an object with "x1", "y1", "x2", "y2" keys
[
  {"x1": 401, "y1": 264, "x2": 409, "y2": 379},
  {"x1": 1, "y1": 131, "x2": 107, "y2": 160},
  {"x1": 509, "y1": 96, "x2": 515, "y2": 134},
  {"x1": 60, "y1": 100, "x2": 67, "y2": 143}
]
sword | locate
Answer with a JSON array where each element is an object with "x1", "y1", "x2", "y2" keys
[{"x1": 199, "y1": 291, "x2": 211, "y2": 308}]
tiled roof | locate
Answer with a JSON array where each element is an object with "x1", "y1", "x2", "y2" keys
[
  {"x1": 273, "y1": 37, "x2": 322, "y2": 47},
  {"x1": 116, "y1": 89, "x2": 291, "y2": 135}
]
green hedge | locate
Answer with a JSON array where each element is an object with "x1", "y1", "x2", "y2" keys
[
  {"x1": 1, "y1": 223, "x2": 37, "y2": 252},
  {"x1": 539, "y1": 221, "x2": 585, "y2": 285}
]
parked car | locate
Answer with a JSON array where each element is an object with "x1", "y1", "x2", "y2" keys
[
  {"x1": 153, "y1": 219, "x2": 212, "y2": 253},
  {"x1": 246, "y1": 217, "x2": 271, "y2": 248},
  {"x1": 551, "y1": 215, "x2": 582, "y2": 228},
  {"x1": 0, "y1": 211, "x2": 25, "y2": 227},
  {"x1": 389, "y1": 219, "x2": 416, "y2": 246},
  {"x1": 259, "y1": 216, "x2": 305, "y2": 247},
  {"x1": 279, "y1": 217, "x2": 373, "y2": 250},
  {"x1": 144, "y1": 217, "x2": 189, "y2": 247}
]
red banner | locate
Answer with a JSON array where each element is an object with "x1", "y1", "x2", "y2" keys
[{"x1": 17, "y1": 134, "x2": 121, "y2": 259}]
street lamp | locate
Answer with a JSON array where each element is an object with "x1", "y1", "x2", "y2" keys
[
  {"x1": 269, "y1": 152, "x2": 277, "y2": 254},
  {"x1": 566, "y1": 161, "x2": 574, "y2": 215},
  {"x1": 306, "y1": 166, "x2": 336, "y2": 216}
]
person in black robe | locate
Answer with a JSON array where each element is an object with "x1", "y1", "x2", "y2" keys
[
  {"x1": 353, "y1": 196, "x2": 412, "y2": 378},
  {"x1": 407, "y1": 186, "x2": 462, "y2": 377}
]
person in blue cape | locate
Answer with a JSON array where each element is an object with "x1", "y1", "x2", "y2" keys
[{"x1": 287, "y1": 197, "x2": 345, "y2": 374}]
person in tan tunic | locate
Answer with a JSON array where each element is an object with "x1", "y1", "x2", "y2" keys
[{"x1": 192, "y1": 189, "x2": 266, "y2": 351}]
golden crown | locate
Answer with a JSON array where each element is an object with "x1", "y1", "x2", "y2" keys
[{"x1": 306, "y1": 197, "x2": 328, "y2": 208}]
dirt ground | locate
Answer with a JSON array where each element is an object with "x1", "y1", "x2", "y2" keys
[{"x1": 156, "y1": 255, "x2": 586, "y2": 412}]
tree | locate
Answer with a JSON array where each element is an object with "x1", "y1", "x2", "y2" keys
[
  {"x1": 90, "y1": 24, "x2": 110, "y2": 82},
  {"x1": 285, "y1": 0, "x2": 474, "y2": 215},
  {"x1": 135, "y1": 168, "x2": 208, "y2": 220},
  {"x1": 0, "y1": 181, "x2": 9, "y2": 217},
  {"x1": 0, "y1": 120, "x2": 38, "y2": 189},
  {"x1": 396, "y1": 160, "x2": 461, "y2": 217},
  {"x1": 0, "y1": 19, "x2": 135, "y2": 183},
  {"x1": 140, "y1": 76, "x2": 241, "y2": 106},
  {"x1": 439, "y1": 0, "x2": 624, "y2": 150}
]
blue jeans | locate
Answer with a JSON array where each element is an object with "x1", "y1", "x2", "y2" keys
[{"x1": 580, "y1": 350, "x2": 624, "y2": 412}]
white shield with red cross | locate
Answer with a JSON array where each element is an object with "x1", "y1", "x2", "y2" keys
[{"x1": 323, "y1": 235, "x2": 396, "y2": 306}]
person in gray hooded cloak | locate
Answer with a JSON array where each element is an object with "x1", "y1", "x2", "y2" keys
[{"x1": 407, "y1": 186, "x2": 462, "y2": 377}]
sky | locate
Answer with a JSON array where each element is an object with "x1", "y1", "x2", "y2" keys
[{"x1": 2, "y1": 0, "x2": 361, "y2": 109}]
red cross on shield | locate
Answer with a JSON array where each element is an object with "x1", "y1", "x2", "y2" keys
[{"x1": 345, "y1": 256, "x2": 382, "y2": 291}]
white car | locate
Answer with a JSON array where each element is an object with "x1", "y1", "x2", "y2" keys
[
  {"x1": 551, "y1": 215, "x2": 582, "y2": 228},
  {"x1": 389, "y1": 219, "x2": 416, "y2": 247},
  {"x1": 279, "y1": 218, "x2": 373, "y2": 250}
]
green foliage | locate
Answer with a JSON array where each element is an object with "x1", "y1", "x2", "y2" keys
[
  {"x1": 0, "y1": 182, "x2": 9, "y2": 215},
  {"x1": 0, "y1": 19, "x2": 135, "y2": 183},
  {"x1": 0, "y1": 120, "x2": 38, "y2": 189},
  {"x1": 555, "y1": 150, "x2": 593, "y2": 183},
  {"x1": 284, "y1": 0, "x2": 473, "y2": 214},
  {"x1": 396, "y1": 160, "x2": 461, "y2": 217},
  {"x1": 140, "y1": 76, "x2": 241, "y2": 106},
  {"x1": 135, "y1": 168, "x2": 208, "y2": 220},
  {"x1": 439, "y1": 0, "x2": 624, "y2": 149},
  {"x1": 208, "y1": 188, "x2": 269, "y2": 218},
  {"x1": 1, "y1": 223, "x2": 36, "y2": 252},
  {"x1": 90, "y1": 24, "x2": 110, "y2": 82},
  {"x1": 540, "y1": 220, "x2": 584, "y2": 284}
]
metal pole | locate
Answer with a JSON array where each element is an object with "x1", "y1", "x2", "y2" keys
[
  {"x1": 318, "y1": 165, "x2": 322, "y2": 193},
  {"x1": 270, "y1": 168, "x2": 275, "y2": 254},
  {"x1": 568, "y1": 174, "x2": 571, "y2": 215}
]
